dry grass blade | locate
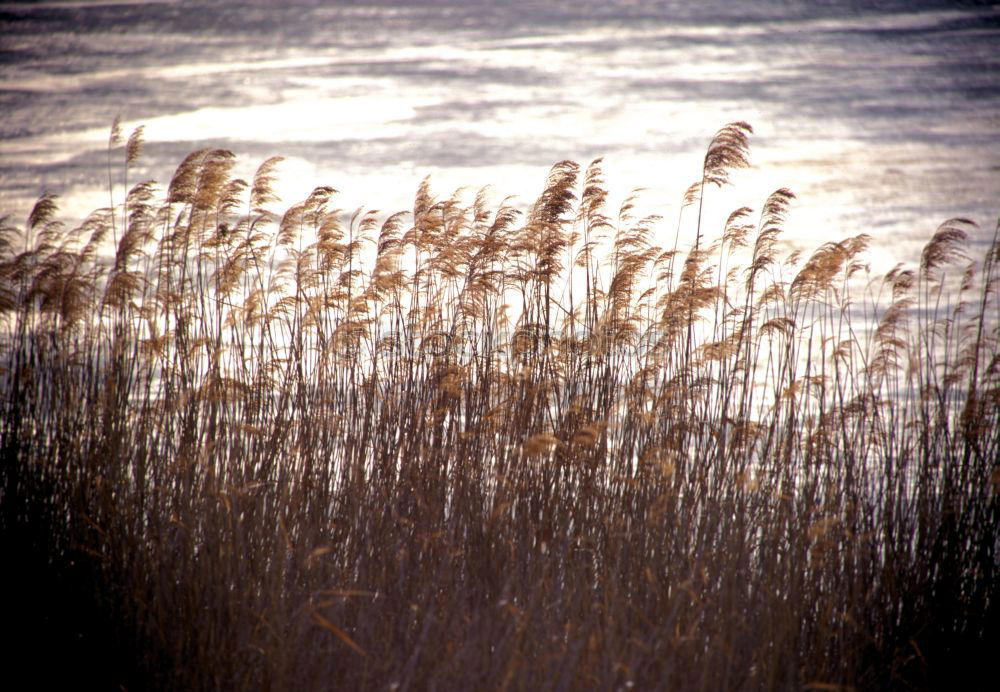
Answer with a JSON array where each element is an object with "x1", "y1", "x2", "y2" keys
[{"x1": 312, "y1": 613, "x2": 367, "y2": 657}]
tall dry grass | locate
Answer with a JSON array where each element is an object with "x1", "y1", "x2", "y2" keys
[{"x1": 1, "y1": 123, "x2": 998, "y2": 690}]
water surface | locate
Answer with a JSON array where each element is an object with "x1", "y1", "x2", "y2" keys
[{"x1": 1, "y1": 0, "x2": 998, "y2": 270}]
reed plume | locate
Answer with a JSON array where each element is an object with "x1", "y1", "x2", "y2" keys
[{"x1": 1, "y1": 123, "x2": 997, "y2": 691}]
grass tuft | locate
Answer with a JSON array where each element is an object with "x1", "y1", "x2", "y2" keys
[{"x1": 1, "y1": 122, "x2": 998, "y2": 690}]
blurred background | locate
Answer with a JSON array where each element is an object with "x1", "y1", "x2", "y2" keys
[{"x1": 2, "y1": 0, "x2": 998, "y2": 272}]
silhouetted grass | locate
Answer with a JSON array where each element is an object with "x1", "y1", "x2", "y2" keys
[{"x1": 2, "y1": 123, "x2": 997, "y2": 690}]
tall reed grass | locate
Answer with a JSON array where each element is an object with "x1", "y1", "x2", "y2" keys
[{"x1": 2, "y1": 122, "x2": 997, "y2": 690}]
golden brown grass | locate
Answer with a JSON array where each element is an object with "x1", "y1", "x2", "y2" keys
[{"x1": 1, "y1": 123, "x2": 998, "y2": 690}]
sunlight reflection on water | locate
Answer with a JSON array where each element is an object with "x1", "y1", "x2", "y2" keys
[{"x1": 1, "y1": 0, "x2": 997, "y2": 274}]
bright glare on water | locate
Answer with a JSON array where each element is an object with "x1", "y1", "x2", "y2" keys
[{"x1": 1, "y1": 0, "x2": 998, "y2": 274}]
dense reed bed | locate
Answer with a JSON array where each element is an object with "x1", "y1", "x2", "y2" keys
[{"x1": 2, "y1": 122, "x2": 998, "y2": 690}]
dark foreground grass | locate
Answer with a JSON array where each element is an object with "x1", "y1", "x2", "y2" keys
[{"x1": 2, "y1": 123, "x2": 998, "y2": 690}]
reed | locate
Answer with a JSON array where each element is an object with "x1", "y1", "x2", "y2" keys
[{"x1": 2, "y1": 123, "x2": 997, "y2": 690}]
